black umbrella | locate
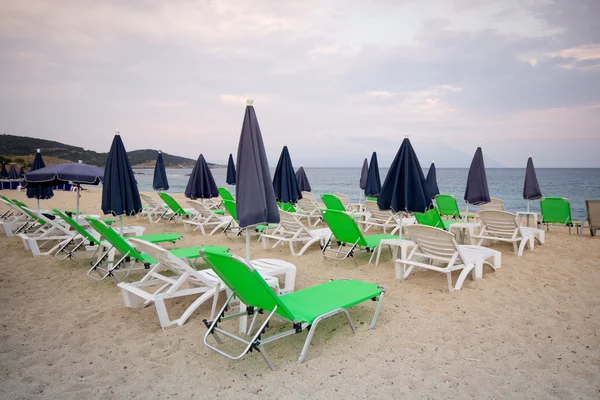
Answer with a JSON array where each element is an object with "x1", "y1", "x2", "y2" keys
[
  {"x1": 425, "y1": 162, "x2": 440, "y2": 199},
  {"x1": 27, "y1": 149, "x2": 54, "y2": 210},
  {"x1": 378, "y1": 137, "x2": 431, "y2": 215},
  {"x1": 226, "y1": 154, "x2": 236, "y2": 185},
  {"x1": 152, "y1": 151, "x2": 169, "y2": 191},
  {"x1": 359, "y1": 158, "x2": 368, "y2": 190},
  {"x1": 523, "y1": 155, "x2": 542, "y2": 212},
  {"x1": 364, "y1": 151, "x2": 381, "y2": 197},
  {"x1": 464, "y1": 145, "x2": 490, "y2": 212},
  {"x1": 185, "y1": 154, "x2": 218, "y2": 199},
  {"x1": 8, "y1": 164, "x2": 19, "y2": 180},
  {"x1": 0, "y1": 164, "x2": 7, "y2": 179},
  {"x1": 295, "y1": 166, "x2": 311, "y2": 192},
  {"x1": 236, "y1": 99, "x2": 279, "y2": 260},
  {"x1": 101, "y1": 131, "x2": 142, "y2": 233},
  {"x1": 273, "y1": 146, "x2": 301, "y2": 203},
  {"x1": 19, "y1": 166, "x2": 25, "y2": 178}
]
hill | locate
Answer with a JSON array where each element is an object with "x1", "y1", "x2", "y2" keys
[{"x1": 0, "y1": 134, "x2": 223, "y2": 168}]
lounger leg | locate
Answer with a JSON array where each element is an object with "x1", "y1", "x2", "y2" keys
[
  {"x1": 298, "y1": 309, "x2": 356, "y2": 364},
  {"x1": 256, "y1": 345, "x2": 276, "y2": 371},
  {"x1": 369, "y1": 290, "x2": 385, "y2": 330},
  {"x1": 517, "y1": 238, "x2": 528, "y2": 256}
]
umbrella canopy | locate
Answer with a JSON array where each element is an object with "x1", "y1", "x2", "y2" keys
[
  {"x1": 425, "y1": 162, "x2": 440, "y2": 199},
  {"x1": 359, "y1": 158, "x2": 369, "y2": 190},
  {"x1": 25, "y1": 162, "x2": 103, "y2": 186},
  {"x1": 464, "y1": 145, "x2": 490, "y2": 205},
  {"x1": 236, "y1": 99, "x2": 279, "y2": 230},
  {"x1": 19, "y1": 166, "x2": 25, "y2": 178},
  {"x1": 295, "y1": 166, "x2": 311, "y2": 192},
  {"x1": 27, "y1": 150, "x2": 54, "y2": 201},
  {"x1": 378, "y1": 137, "x2": 432, "y2": 213},
  {"x1": 226, "y1": 154, "x2": 236, "y2": 185},
  {"x1": 8, "y1": 164, "x2": 19, "y2": 180},
  {"x1": 273, "y1": 146, "x2": 301, "y2": 203},
  {"x1": 185, "y1": 154, "x2": 218, "y2": 199},
  {"x1": 523, "y1": 156, "x2": 542, "y2": 201},
  {"x1": 101, "y1": 132, "x2": 142, "y2": 216},
  {"x1": 152, "y1": 151, "x2": 169, "y2": 191},
  {"x1": 364, "y1": 151, "x2": 381, "y2": 197},
  {"x1": 1, "y1": 164, "x2": 8, "y2": 179}
]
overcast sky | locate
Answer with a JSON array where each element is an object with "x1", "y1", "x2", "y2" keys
[{"x1": 1, "y1": 0, "x2": 599, "y2": 167}]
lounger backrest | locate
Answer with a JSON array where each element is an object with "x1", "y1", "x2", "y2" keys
[
  {"x1": 158, "y1": 192, "x2": 187, "y2": 215},
  {"x1": 321, "y1": 194, "x2": 346, "y2": 211},
  {"x1": 200, "y1": 249, "x2": 295, "y2": 320},
  {"x1": 218, "y1": 187, "x2": 235, "y2": 202},
  {"x1": 53, "y1": 208, "x2": 99, "y2": 244},
  {"x1": 364, "y1": 200, "x2": 392, "y2": 220},
  {"x1": 277, "y1": 202, "x2": 297, "y2": 213},
  {"x1": 586, "y1": 200, "x2": 600, "y2": 228},
  {"x1": 321, "y1": 209, "x2": 366, "y2": 246},
  {"x1": 540, "y1": 197, "x2": 573, "y2": 225},
  {"x1": 85, "y1": 217, "x2": 146, "y2": 260},
  {"x1": 414, "y1": 208, "x2": 445, "y2": 229},
  {"x1": 222, "y1": 200, "x2": 238, "y2": 221},
  {"x1": 477, "y1": 210, "x2": 519, "y2": 239},
  {"x1": 301, "y1": 191, "x2": 316, "y2": 203},
  {"x1": 297, "y1": 197, "x2": 318, "y2": 212},
  {"x1": 186, "y1": 200, "x2": 215, "y2": 220},
  {"x1": 11, "y1": 199, "x2": 45, "y2": 224},
  {"x1": 334, "y1": 193, "x2": 352, "y2": 210},
  {"x1": 480, "y1": 198, "x2": 505, "y2": 211},
  {"x1": 140, "y1": 193, "x2": 160, "y2": 208},
  {"x1": 435, "y1": 194, "x2": 461, "y2": 218},
  {"x1": 404, "y1": 225, "x2": 462, "y2": 264},
  {"x1": 278, "y1": 209, "x2": 308, "y2": 235}
]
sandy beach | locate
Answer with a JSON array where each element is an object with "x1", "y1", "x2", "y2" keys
[{"x1": 1, "y1": 188, "x2": 600, "y2": 399}]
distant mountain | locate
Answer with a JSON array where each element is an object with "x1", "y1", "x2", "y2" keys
[{"x1": 0, "y1": 134, "x2": 223, "y2": 168}]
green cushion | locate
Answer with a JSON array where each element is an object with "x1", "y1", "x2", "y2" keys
[
  {"x1": 136, "y1": 233, "x2": 182, "y2": 243},
  {"x1": 212, "y1": 209, "x2": 226, "y2": 215},
  {"x1": 363, "y1": 234, "x2": 401, "y2": 249},
  {"x1": 170, "y1": 245, "x2": 229, "y2": 259}
]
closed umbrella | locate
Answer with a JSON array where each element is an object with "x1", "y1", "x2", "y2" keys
[
  {"x1": 523, "y1": 155, "x2": 542, "y2": 212},
  {"x1": 358, "y1": 158, "x2": 369, "y2": 202},
  {"x1": 185, "y1": 154, "x2": 218, "y2": 200},
  {"x1": 8, "y1": 164, "x2": 19, "y2": 180},
  {"x1": 26, "y1": 160, "x2": 104, "y2": 216},
  {"x1": 226, "y1": 154, "x2": 236, "y2": 185},
  {"x1": 364, "y1": 151, "x2": 381, "y2": 197},
  {"x1": 0, "y1": 164, "x2": 7, "y2": 179},
  {"x1": 464, "y1": 144, "x2": 490, "y2": 213},
  {"x1": 101, "y1": 131, "x2": 142, "y2": 233},
  {"x1": 295, "y1": 166, "x2": 311, "y2": 193},
  {"x1": 378, "y1": 136, "x2": 431, "y2": 233},
  {"x1": 273, "y1": 146, "x2": 301, "y2": 204},
  {"x1": 26, "y1": 149, "x2": 53, "y2": 210},
  {"x1": 425, "y1": 162, "x2": 440, "y2": 199},
  {"x1": 19, "y1": 166, "x2": 25, "y2": 178},
  {"x1": 152, "y1": 151, "x2": 169, "y2": 191}
]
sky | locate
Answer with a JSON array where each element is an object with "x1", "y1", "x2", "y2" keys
[{"x1": 1, "y1": 0, "x2": 599, "y2": 168}]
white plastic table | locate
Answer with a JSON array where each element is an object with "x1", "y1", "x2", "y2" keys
[
  {"x1": 516, "y1": 211, "x2": 539, "y2": 228},
  {"x1": 370, "y1": 238, "x2": 416, "y2": 266}
]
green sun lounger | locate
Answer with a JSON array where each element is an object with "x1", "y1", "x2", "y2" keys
[
  {"x1": 84, "y1": 217, "x2": 221, "y2": 281},
  {"x1": 321, "y1": 209, "x2": 399, "y2": 265},
  {"x1": 277, "y1": 202, "x2": 297, "y2": 213},
  {"x1": 434, "y1": 194, "x2": 464, "y2": 219},
  {"x1": 414, "y1": 208, "x2": 458, "y2": 230},
  {"x1": 218, "y1": 187, "x2": 235, "y2": 202},
  {"x1": 158, "y1": 192, "x2": 196, "y2": 221},
  {"x1": 321, "y1": 194, "x2": 363, "y2": 218},
  {"x1": 540, "y1": 197, "x2": 583, "y2": 235},
  {"x1": 222, "y1": 200, "x2": 273, "y2": 237},
  {"x1": 200, "y1": 248, "x2": 385, "y2": 370}
]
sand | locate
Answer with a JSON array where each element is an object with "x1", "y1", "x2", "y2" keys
[{"x1": 1, "y1": 189, "x2": 599, "y2": 399}]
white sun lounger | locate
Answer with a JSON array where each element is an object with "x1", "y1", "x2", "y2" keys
[
  {"x1": 260, "y1": 210, "x2": 331, "y2": 256},
  {"x1": 183, "y1": 200, "x2": 233, "y2": 235},
  {"x1": 473, "y1": 210, "x2": 545, "y2": 256}
]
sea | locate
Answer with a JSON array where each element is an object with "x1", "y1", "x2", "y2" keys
[{"x1": 132, "y1": 168, "x2": 600, "y2": 221}]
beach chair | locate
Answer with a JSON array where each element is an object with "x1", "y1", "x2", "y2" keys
[
  {"x1": 586, "y1": 200, "x2": 600, "y2": 237},
  {"x1": 414, "y1": 208, "x2": 480, "y2": 244},
  {"x1": 118, "y1": 239, "x2": 296, "y2": 329},
  {"x1": 321, "y1": 194, "x2": 367, "y2": 219},
  {"x1": 540, "y1": 197, "x2": 584, "y2": 235},
  {"x1": 435, "y1": 194, "x2": 474, "y2": 220},
  {"x1": 218, "y1": 187, "x2": 235, "y2": 202},
  {"x1": 12, "y1": 203, "x2": 74, "y2": 256},
  {"x1": 473, "y1": 210, "x2": 545, "y2": 256},
  {"x1": 139, "y1": 193, "x2": 171, "y2": 222},
  {"x1": 0, "y1": 196, "x2": 30, "y2": 235},
  {"x1": 398, "y1": 225, "x2": 501, "y2": 291},
  {"x1": 480, "y1": 198, "x2": 505, "y2": 211},
  {"x1": 200, "y1": 248, "x2": 385, "y2": 370},
  {"x1": 321, "y1": 209, "x2": 399, "y2": 265},
  {"x1": 295, "y1": 197, "x2": 322, "y2": 227},
  {"x1": 334, "y1": 192, "x2": 361, "y2": 212},
  {"x1": 85, "y1": 217, "x2": 204, "y2": 281},
  {"x1": 158, "y1": 192, "x2": 197, "y2": 221},
  {"x1": 358, "y1": 200, "x2": 398, "y2": 233},
  {"x1": 277, "y1": 202, "x2": 297, "y2": 213},
  {"x1": 183, "y1": 200, "x2": 233, "y2": 235},
  {"x1": 260, "y1": 210, "x2": 331, "y2": 256},
  {"x1": 222, "y1": 200, "x2": 274, "y2": 237},
  {"x1": 301, "y1": 191, "x2": 317, "y2": 204}
]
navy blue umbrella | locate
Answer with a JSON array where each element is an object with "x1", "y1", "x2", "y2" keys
[
  {"x1": 26, "y1": 161, "x2": 104, "y2": 215},
  {"x1": 464, "y1": 145, "x2": 490, "y2": 210},
  {"x1": 226, "y1": 154, "x2": 236, "y2": 185},
  {"x1": 19, "y1": 166, "x2": 25, "y2": 178},
  {"x1": 295, "y1": 166, "x2": 311, "y2": 192},
  {"x1": 359, "y1": 158, "x2": 368, "y2": 190},
  {"x1": 185, "y1": 154, "x2": 218, "y2": 199},
  {"x1": 378, "y1": 137, "x2": 431, "y2": 214},
  {"x1": 364, "y1": 151, "x2": 381, "y2": 197},
  {"x1": 523, "y1": 155, "x2": 542, "y2": 212},
  {"x1": 152, "y1": 151, "x2": 169, "y2": 191},
  {"x1": 425, "y1": 162, "x2": 440, "y2": 199},
  {"x1": 8, "y1": 164, "x2": 19, "y2": 180},
  {"x1": 27, "y1": 150, "x2": 54, "y2": 208},
  {"x1": 236, "y1": 99, "x2": 279, "y2": 260},
  {"x1": 1, "y1": 164, "x2": 8, "y2": 179},
  {"x1": 102, "y1": 132, "x2": 142, "y2": 232},
  {"x1": 273, "y1": 146, "x2": 301, "y2": 203}
]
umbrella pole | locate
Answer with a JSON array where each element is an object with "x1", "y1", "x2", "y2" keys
[
  {"x1": 527, "y1": 199, "x2": 530, "y2": 213},
  {"x1": 465, "y1": 203, "x2": 469, "y2": 221},
  {"x1": 76, "y1": 185, "x2": 81, "y2": 217},
  {"x1": 37, "y1": 198, "x2": 40, "y2": 212},
  {"x1": 238, "y1": 229, "x2": 251, "y2": 334},
  {"x1": 120, "y1": 215, "x2": 123, "y2": 235}
]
